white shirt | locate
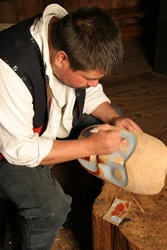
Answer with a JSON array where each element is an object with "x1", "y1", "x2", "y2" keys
[{"x1": 0, "y1": 4, "x2": 110, "y2": 167}]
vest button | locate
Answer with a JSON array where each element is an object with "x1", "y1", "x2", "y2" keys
[{"x1": 13, "y1": 65, "x2": 18, "y2": 71}]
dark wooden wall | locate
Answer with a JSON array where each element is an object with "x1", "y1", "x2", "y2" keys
[
  {"x1": 0, "y1": 0, "x2": 62, "y2": 23},
  {"x1": 0, "y1": 0, "x2": 159, "y2": 39},
  {"x1": 154, "y1": 0, "x2": 167, "y2": 74}
]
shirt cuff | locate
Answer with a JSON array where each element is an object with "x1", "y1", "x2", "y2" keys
[{"x1": 27, "y1": 135, "x2": 53, "y2": 167}]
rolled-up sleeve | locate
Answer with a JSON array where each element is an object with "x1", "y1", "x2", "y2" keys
[
  {"x1": 83, "y1": 83, "x2": 111, "y2": 114},
  {"x1": 0, "y1": 60, "x2": 53, "y2": 167}
]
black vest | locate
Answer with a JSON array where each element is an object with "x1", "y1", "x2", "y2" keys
[
  {"x1": 0, "y1": 17, "x2": 85, "y2": 135},
  {"x1": 0, "y1": 16, "x2": 48, "y2": 135}
]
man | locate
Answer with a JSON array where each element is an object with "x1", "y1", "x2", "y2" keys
[{"x1": 0, "y1": 4, "x2": 142, "y2": 249}]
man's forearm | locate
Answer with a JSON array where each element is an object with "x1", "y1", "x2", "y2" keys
[
  {"x1": 91, "y1": 102, "x2": 120, "y2": 124},
  {"x1": 40, "y1": 138, "x2": 91, "y2": 165}
]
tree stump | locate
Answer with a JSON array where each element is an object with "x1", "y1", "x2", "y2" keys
[{"x1": 92, "y1": 178, "x2": 167, "y2": 250}]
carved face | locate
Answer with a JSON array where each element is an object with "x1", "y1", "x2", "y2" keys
[{"x1": 78, "y1": 126, "x2": 137, "y2": 188}]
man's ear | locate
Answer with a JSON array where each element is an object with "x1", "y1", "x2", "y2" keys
[{"x1": 54, "y1": 50, "x2": 69, "y2": 68}]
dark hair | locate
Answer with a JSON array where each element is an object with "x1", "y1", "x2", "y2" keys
[{"x1": 50, "y1": 6, "x2": 124, "y2": 74}]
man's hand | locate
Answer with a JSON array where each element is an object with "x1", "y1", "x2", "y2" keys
[
  {"x1": 91, "y1": 102, "x2": 143, "y2": 132},
  {"x1": 111, "y1": 117, "x2": 143, "y2": 132},
  {"x1": 87, "y1": 124, "x2": 126, "y2": 156}
]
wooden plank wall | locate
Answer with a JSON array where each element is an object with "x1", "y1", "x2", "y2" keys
[
  {"x1": 0, "y1": 0, "x2": 63, "y2": 23},
  {"x1": 64, "y1": 0, "x2": 141, "y2": 12},
  {"x1": 0, "y1": 0, "x2": 159, "y2": 39}
]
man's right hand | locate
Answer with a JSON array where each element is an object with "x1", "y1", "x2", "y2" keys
[{"x1": 87, "y1": 124, "x2": 126, "y2": 156}]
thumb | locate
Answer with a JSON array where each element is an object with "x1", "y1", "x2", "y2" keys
[{"x1": 120, "y1": 138, "x2": 127, "y2": 146}]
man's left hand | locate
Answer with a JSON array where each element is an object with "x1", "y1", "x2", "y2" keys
[{"x1": 111, "y1": 117, "x2": 143, "y2": 132}]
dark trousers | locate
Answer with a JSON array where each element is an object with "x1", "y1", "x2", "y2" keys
[{"x1": 0, "y1": 162, "x2": 72, "y2": 250}]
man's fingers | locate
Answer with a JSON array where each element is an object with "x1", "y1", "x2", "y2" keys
[
  {"x1": 120, "y1": 138, "x2": 127, "y2": 145},
  {"x1": 96, "y1": 123, "x2": 111, "y2": 131}
]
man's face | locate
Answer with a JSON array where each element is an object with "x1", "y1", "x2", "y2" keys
[
  {"x1": 54, "y1": 67, "x2": 104, "y2": 89},
  {"x1": 50, "y1": 50, "x2": 104, "y2": 89}
]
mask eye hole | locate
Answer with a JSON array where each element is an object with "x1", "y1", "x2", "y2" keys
[{"x1": 114, "y1": 169, "x2": 123, "y2": 181}]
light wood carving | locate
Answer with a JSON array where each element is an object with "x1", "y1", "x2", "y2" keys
[{"x1": 78, "y1": 125, "x2": 167, "y2": 195}]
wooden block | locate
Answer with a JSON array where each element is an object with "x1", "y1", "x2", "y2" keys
[
  {"x1": 92, "y1": 195, "x2": 139, "y2": 250},
  {"x1": 92, "y1": 179, "x2": 167, "y2": 250}
]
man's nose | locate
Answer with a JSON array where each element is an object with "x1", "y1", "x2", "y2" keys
[{"x1": 87, "y1": 79, "x2": 99, "y2": 87}]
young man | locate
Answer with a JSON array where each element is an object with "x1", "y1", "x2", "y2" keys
[{"x1": 0, "y1": 4, "x2": 142, "y2": 249}]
